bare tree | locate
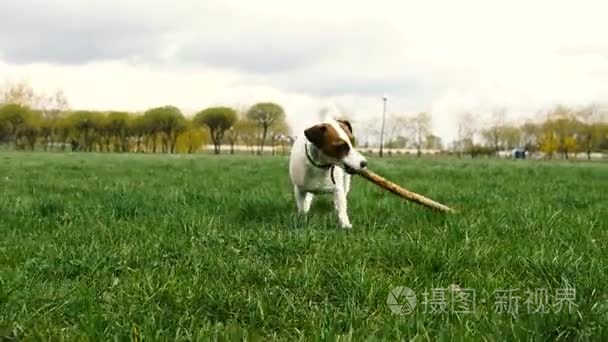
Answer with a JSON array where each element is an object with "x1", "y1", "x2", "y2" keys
[
  {"x1": 409, "y1": 112, "x2": 432, "y2": 157},
  {"x1": 483, "y1": 108, "x2": 507, "y2": 155},
  {"x1": 457, "y1": 112, "x2": 478, "y2": 157},
  {"x1": 384, "y1": 114, "x2": 409, "y2": 148},
  {"x1": 358, "y1": 118, "x2": 380, "y2": 149},
  {"x1": 577, "y1": 103, "x2": 606, "y2": 160},
  {"x1": 520, "y1": 121, "x2": 540, "y2": 153},
  {"x1": 425, "y1": 134, "x2": 443, "y2": 150},
  {"x1": 1, "y1": 81, "x2": 38, "y2": 107}
]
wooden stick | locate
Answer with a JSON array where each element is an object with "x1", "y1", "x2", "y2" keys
[{"x1": 354, "y1": 169, "x2": 456, "y2": 213}]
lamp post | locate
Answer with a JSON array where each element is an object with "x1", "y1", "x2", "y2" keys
[
  {"x1": 379, "y1": 95, "x2": 387, "y2": 157},
  {"x1": 229, "y1": 127, "x2": 234, "y2": 155}
]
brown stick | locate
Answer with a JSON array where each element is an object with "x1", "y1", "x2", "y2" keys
[{"x1": 354, "y1": 169, "x2": 456, "y2": 213}]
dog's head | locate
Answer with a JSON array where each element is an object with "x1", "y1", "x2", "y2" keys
[{"x1": 304, "y1": 119, "x2": 367, "y2": 171}]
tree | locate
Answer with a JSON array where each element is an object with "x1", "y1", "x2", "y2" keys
[
  {"x1": 226, "y1": 126, "x2": 239, "y2": 155},
  {"x1": 95, "y1": 114, "x2": 112, "y2": 152},
  {"x1": 387, "y1": 136, "x2": 409, "y2": 149},
  {"x1": 577, "y1": 104, "x2": 607, "y2": 160},
  {"x1": 1, "y1": 81, "x2": 38, "y2": 107},
  {"x1": 457, "y1": 112, "x2": 478, "y2": 157},
  {"x1": 409, "y1": 112, "x2": 431, "y2": 157},
  {"x1": 106, "y1": 111, "x2": 131, "y2": 152},
  {"x1": 142, "y1": 106, "x2": 186, "y2": 153},
  {"x1": 39, "y1": 116, "x2": 54, "y2": 151},
  {"x1": 481, "y1": 123, "x2": 522, "y2": 154},
  {"x1": 194, "y1": 106, "x2": 237, "y2": 154},
  {"x1": 539, "y1": 130, "x2": 558, "y2": 159},
  {"x1": 55, "y1": 115, "x2": 73, "y2": 151},
  {"x1": 483, "y1": 109, "x2": 507, "y2": 155},
  {"x1": 384, "y1": 114, "x2": 409, "y2": 149},
  {"x1": 545, "y1": 106, "x2": 579, "y2": 159},
  {"x1": 359, "y1": 118, "x2": 381, "y2": 149},
  {"x1": 233, "y1": 118, "x2": 259, "y2": 154},
  {"x1": 501, "y1": 126, "x2": 521, "y2": 150},
  {"x1": 424, "y1": 134, "x2": 443, "y2": 150},
  {"x1": 0, "y1": 104, "x2": 31, "y2": 149},
  {"x1": 598, "y1": 122, "x2": 608, "y2": 150},
  {"x1": 130, "y1": 115, "x2": 148, "y2": 152},
  {"x1": 0, "y1": 109, "x2": 10, "y2": 144},
  {"x1": 51, "y1": 89, "x2": 69, "y2": 115},
  {"x1": 0, "y1": 105, "x2": 42, "y2": 150},
  {"x1": 267, "y1": 118, "x2": 291, "y2": 155},
  {"x1": 160, "y1": 107, "x2": 186, "y2": 153},
  {"x1": 520, "y1": 122, "x2": 540, "y2": 153},
  {"x1": 141, "y1": 108, "x2": 163, "y2": 153},
  {"x1": 21, "y1": 110, "x2": 42, "y2": 150},
  {"x1": 175, "y1": 123, "x2": 208, "y2": 153},
  {"x1": 38, "y1": 89, "x2": 69, "y2": 151},
  {"x1": 68, "y1": 111, "x2": 102, "y2": 152},
  {"x1": 246, "y1": 102, "x2": 285, "y2": 154}
]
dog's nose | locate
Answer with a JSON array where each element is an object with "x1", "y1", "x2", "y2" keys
[{"x1": 360, "y1": 160, "x2": 367, "y2": 168}]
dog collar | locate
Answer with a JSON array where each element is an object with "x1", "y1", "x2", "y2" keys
[
  {"x1": 305, "y1": 142, "x2": 333, "y2": 169},
  {"x1": 305, "y1": 142, "x2": 337, "y2": 185}
]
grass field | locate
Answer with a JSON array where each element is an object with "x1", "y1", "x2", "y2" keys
[{"x1": 0, "y1": 152, "x2": 607, "y2": 340}]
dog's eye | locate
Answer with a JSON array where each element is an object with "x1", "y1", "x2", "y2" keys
[{"x1": 336, "y1": 141, "x2": 350, "y2": 155}]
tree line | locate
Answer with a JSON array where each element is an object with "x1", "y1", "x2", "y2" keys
[
  {"x1": 454, "y1": 106, "x2": 608, "y2": 160},
  {"x1": 357, "y1": 111, "x2": 451, "y2": 157},
  {"x1": 2, "y1": 81, "x2": 607, "y2": 159},
  {"x1": 0, "y1": 82, "x2": 290, "y2": 154},
  {"x1": 356, "y1": 106, "x2": 607, "y2": 160}
]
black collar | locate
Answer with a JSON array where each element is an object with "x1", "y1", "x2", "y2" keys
[
  {"x1": 305, "y1": 142, "x2": 333, "y2": 169},
  {"x1": 305, "y1": 142, "x2": 337, "y2": 185}
]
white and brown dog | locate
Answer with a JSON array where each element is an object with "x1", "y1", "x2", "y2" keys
[{"x1": 289, "y1": 119, "x2": 368, "y2": 229}]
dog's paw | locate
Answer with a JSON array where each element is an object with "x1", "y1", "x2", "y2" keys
[{"x1": 340, "y1": 222, "x2": 353, "y2": 229}]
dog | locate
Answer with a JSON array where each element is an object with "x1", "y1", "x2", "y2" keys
[{"x1": 288, "y1": 118, "x2": 368, "y2": 229}]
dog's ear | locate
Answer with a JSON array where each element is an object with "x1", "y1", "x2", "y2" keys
[
  {"x1": 304, "y1": 124, "x2": 327, "y2": 147},
  {"x1": 337, "y1": 119, "x2": 355, "y2": 145},
  {"x1": 337, "y1": 119, "x2": 353, "y2": 134}
]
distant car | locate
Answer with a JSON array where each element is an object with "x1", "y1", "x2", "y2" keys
[{"x1": 512, "y1": 148, "x2": 526, "y2": 159}]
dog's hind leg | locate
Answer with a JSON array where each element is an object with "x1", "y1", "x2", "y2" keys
[{"x1": 294, "y1": 185, "x2": 313, "y2": 214}]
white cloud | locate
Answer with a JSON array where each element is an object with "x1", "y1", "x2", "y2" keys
[{"x1": 1, "y1": 0, "x2": 608, "y2": 142}]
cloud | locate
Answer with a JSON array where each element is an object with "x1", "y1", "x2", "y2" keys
[
  {"x1": 0, "y1": 1, "x2": 171, "y2": 65},
  {"x1": 174, "y1": 32, "x2": 329, "y2": 74},
  {"x1": 2, "y1": 0, "x2": 608, "y2": 143}
]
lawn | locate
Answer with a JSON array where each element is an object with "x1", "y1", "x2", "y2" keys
[{"x1": 0, "y1": 152, "x2": 606, "y2": 340}]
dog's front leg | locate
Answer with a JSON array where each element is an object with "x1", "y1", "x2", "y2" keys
[
  {"x1": 294, "y1": 185, "x2": 313, "y2": 215},
  {"x1": 343, "y1": 174, "x2": 351, "y2": 196},
  {"x1": 333, "y1": 189, "x2": 352, "y2": 229}
]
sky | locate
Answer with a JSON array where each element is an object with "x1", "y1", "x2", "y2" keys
[{"x1": 1, "y1": 0, "x2": 608, "y2": 143}]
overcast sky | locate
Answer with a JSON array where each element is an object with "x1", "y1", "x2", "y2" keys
[{"x1": 1, "y1": 0, "x2": 608, "y2": 142}]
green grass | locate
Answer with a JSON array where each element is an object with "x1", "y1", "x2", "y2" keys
[{"x1": 0, "y1": 152, "x2": 607, "y2": 340}]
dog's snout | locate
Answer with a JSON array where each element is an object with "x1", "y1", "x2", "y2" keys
[{"x1": 360, "y1": 160, "x2": 367, "y2": 168}]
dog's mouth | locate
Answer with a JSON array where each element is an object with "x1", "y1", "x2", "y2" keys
[{"x1": 343, "y1": 164, "x2": 356, "y2": 174}]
